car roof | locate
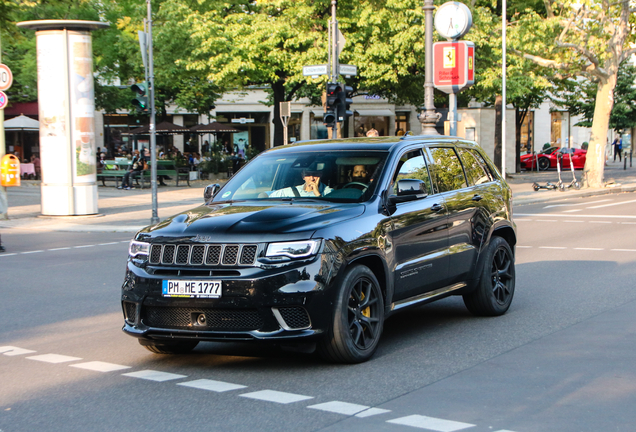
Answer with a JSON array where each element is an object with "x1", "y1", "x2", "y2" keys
[{"x1": 261, "y1": 135, "x2": 477, "y2": 155}]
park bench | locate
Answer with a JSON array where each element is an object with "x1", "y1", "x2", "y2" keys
[
  {"x1": 97, "y1": 159, "x2": 131, "y2": 188},
  {"x1": 97, "y1": 159, "x2": 190, "y2": 188}
]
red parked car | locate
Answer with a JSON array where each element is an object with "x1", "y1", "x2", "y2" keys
[{"x1": 521, "y1": 146, "x2": 587, "y2": 171}]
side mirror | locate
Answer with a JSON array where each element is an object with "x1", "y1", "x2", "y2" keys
[
  {"x1": 389, "y1": 179, "x2": 428, "y2": 204},
  {"x1": 204, "y1": 183, "x2": 221, "y2": 203}
]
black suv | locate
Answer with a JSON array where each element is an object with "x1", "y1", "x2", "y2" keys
[{"x1": 122, "y1": 136, "x2": 516, "y2": 363}]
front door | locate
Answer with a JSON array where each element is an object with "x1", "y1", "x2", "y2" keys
[{"x1": 387, "y1": 150, "x2": 449, "y2": 302}]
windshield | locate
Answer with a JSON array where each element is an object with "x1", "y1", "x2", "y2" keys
[{"x1": 212, "y1": 150, "x2": 388, "y2": 203}]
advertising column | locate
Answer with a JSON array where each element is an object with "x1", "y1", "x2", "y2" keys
[{"x1": 17, "y1": 20, "x2": 109, "y2": 215}]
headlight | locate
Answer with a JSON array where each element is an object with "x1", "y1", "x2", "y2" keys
[
  {"x1": 129, "y1": 240, "x2": 150, "y2": 258},
  {"x1": 266, "y1": 240, "x2": 320, "y2": 259}
]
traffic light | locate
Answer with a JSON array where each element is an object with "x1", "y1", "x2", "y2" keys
[
  {"x1": 131, "y1": 82, "x2": 149, "y2": 112},
  {"x1": 337, "y1": 85, "x2": 353, "y2": 122},
  {"x1": 324, "y1": 82, "x2": 341, "y2": 128}
]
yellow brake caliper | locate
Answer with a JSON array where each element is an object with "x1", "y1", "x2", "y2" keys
[{"x1": 360, "y1": 291, "x2": 371, "y2": 318}]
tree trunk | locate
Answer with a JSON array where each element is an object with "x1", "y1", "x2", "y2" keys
[
  {"x1": 494, "y1": 95, "x2": 502, "y2": 171},
  {"x1": 515, "y1": 108, "x2": 527, "y2": 173},
  {"x1": 583, "y1": 74, "x2": 618, "y2": 188},
  {"x1": 272, "y1": 81, "x2": 286, "y2": 147}
]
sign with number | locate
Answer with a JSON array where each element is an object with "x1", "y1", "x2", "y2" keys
[
  {"x1": 0, "y1": 64, "x2": 13, "y2": 91},
  {"x1": 0, "y1": 91, "x2": 8, "y2": 110},
  {"x1": 433, "y1": 41, "x2": 475, "y2": 94}
]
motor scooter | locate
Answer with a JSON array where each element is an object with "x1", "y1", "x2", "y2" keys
[{"x1": 531, "y1": 152, "x2": 558, "y2": 191}]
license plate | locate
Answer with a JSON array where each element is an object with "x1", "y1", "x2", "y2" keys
[{"x1": 161, "y1": 280, "x2": 222, "y2": 298}]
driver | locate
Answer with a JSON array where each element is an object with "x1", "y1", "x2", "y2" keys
[
  {"x1": 270, "y1": 169, "x2": 333, "y2": 197},
  {"x1": 351, "y1": 164, "x2": 369, "y2": 183}
]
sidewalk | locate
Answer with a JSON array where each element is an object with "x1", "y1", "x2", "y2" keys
[{"x1": 0, "y1": 160, "x2": 635, "y2": 234}]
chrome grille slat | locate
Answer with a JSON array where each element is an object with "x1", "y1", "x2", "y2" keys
[{"x1": 150, "y1": 243, "x2": 258, "y2": 267}]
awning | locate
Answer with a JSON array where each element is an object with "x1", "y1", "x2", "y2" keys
[
  {"x1": 355, "y1": 109, "x2": 395, "y2": 117},
  {"x1": 4, "y1": 114, "x2": 40, "y2": 131}
]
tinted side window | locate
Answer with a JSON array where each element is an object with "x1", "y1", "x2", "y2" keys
[
  {"x1": 392, "y1": 150, "x2": 433, "y2": 195},
  {"x1": 427, "y1": 147, "x2": 467, "y2": 192},
  {"x1": 457, "y1": 148, "x2": 492, "y2": 186},
  {"x1": 469, "y1": 149, "x2": 495, "y2": 181}
]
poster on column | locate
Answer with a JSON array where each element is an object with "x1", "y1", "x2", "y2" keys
[
  {"x1": 68, "y1": 33, "x2": 96, "y2": 183},
  {"x1": 36, "y1": 32, "x2": 69, "y2": 184}
]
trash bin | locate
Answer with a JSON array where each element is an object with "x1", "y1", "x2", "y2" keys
[{"x1": 1, "y1": 154, "x2": 21, "y2": 187}]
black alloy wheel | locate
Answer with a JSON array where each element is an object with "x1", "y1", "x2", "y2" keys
[
  {"x1": 319, "y1": 265, "x2": 384, "y2": 363},
  {"x1": 463, "y1": 236, "x2": 515, "y2": 316},
  {"x1": 538, "y1": 157, "x2": 550, "y2": 171}
]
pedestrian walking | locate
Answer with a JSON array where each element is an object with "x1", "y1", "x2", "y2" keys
[
  {"x1": 0, "y1": 234, "x2": 5, "y2": 253},
  {"x1": 613, "y1": 136, "x2": 622, "y2": 162}
]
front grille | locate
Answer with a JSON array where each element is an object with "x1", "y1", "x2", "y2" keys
[
  {"x1": 148, "y1": 243, "x2": 258, "y2": 267},
  {"x1": 278, "y1": 307, "x2": 311, "y2": 329},
  {"x1": 143, "y1": 306, "x2": 264, "y2": 330},
  {"x1": 123, "y1": 302, "x2": 137, "y2": 324}
]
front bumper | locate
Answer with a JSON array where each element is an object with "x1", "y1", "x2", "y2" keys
[{"x1": 121, "y1": 255, "x2": 335, "y2": 343}]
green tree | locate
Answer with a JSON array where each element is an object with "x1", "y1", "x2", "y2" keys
[
  {"x1": 559, "y1": 62, "x2": 636, "y2": 133},
  {"x1": 509, "y1": 0, "x2": 636, "y2": 187}
]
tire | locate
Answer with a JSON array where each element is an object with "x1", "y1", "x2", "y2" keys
[
  {"x1": 532, "y1": 182, "x2": 539, "y2": 191},
  {"x1": 538, "y1": 157, "x2": 550, "y2": 171},
  {"x1": 139, "y1": 339, "x2": 199, "y2": 354},
  {"x1": 318, "y1": 265, "x2": 384, "y2": 363},
  {"x1": 574, "y1": 182, "x2": 581, "y2": 190},
  {"x1": 463, "y1": 236, "x2": 515, "y2": 316}
]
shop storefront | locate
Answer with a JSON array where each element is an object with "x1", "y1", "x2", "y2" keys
[{"x1": 216, "y1": 112, "x2": 270, "y2": 155}]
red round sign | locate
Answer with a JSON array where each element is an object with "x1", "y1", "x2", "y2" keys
[
  {"x1": 0, "y1": 90, "x2": 8, "y2": 110},
  {"x1": 0, "y1": 64, "x2": 12, "y2": 91}
]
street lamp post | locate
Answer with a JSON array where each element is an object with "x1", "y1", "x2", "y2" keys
[{"x1": 421, "y1": 0, "x2": 441, "y2": 135}]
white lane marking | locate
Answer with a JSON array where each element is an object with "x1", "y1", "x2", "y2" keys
[
  {"x1": 514, "y1": 219, "x2": 532, "y2": 222},
  {"x1": 562, "y1": 209, "x2": 582, "y2": 213},
  {"x1": 387, "y1": 414, "x2": 475, "y2": 431},
  {"x1": 98, "y1": 242, "x2": 120, "y2": 246},
  {"x1": 356, "y1": 408, "x2": 393, "y2": 418},
  {"x1": 48, "y1": 247, "x2": 71, "y2": 251},
  {"x1": 589, "y1": 221, "x2": 612, "y2": 224},
  {"x1": 20, "y1": 250, "x2": 44, "y2": 254},
  {"x1": 122, "y1": 370, "x2": 187, "y2": 382},
  {"x1": 27, "y1": 354, "x2": 82, "y2": 364},
  {"x1": 0, "y1": 346, "x2": 36, "y2": 356},
  {"x1": 0, "y1": 253, "x2": 17, "y2": 257},
  {"x1": 611, "y1": 249, "x2": 636, "y2": 252},
  {"x1": 239, "y1": 390, "x2": 313, "y2": 404},
  {"x1": 539, "y1": 246, "x2": 567, "y2": 249},
  {"x1": 516, "y1": 246, "x2": 532, "y2": 248},
  {"x1": 120, "y1": 240, "x2": 130, "y2": 243},
  {"x1": 536, "y1": 220, "x2": 557, "y2": 222},
  {"x1": 587, "y1": 198, "x2": 636, "y2": 209},
  {"x1": 574, "y1": 248, "x2": 604, "y2": 251},
  {"x1": 308, "y1": 401, "x2": 371, "y2": 416},
  {"x1": 516, "y1": 213, "x2": 636, "y2": 219},
  {"x1": 70, "y1": 361, "x2": 131, "y2": 372},
  {"x1": 494, "y1": 430, "x2": 517, "y2": 432},
  {"x1": 177, "y1": 379, "x2": 246, "y2": 392},
  {"x1": 620, "y1": 222, "x2": 636, "y2": 225},
  {"x1": 74, "y1": 245, "x2": 95, "y2": 249},
  {"x1": 563, "y1": 220, "x2": 585, "y2": 223},
  {"x1": 544, "y1": 199, "x2": 612, "y2": 209}
]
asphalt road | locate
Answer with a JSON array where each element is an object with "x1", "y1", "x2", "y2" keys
[{"x1": 1, "y1": 193, "x2": 636, "y2": 432}]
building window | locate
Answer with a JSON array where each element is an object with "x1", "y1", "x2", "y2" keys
[
  {"x1": 520, "y1": 111, "x2": 534, "y2": 154},
  {"x1": 216, "y1": 112, "x2": 270, "y2": 154},
  {"x1": 551, "y1": 111, "x2": 562, "y2": 146},
  {"x1": 354, "y1": 115, "x2": 389, "y2": 137},
  {"x1": 287, "y1": 113, "x2": 302, "y2": 144},
  {"x1": 395, "y1": 112, "x2": 410, "y2": 136},
  {"x1": 310, "y1": 112, "x2": 329, "y2": 140}
]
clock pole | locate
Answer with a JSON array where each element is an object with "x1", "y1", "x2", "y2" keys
[{"x1": 420, "y1": 0, "x2": 441, "y2": 135}]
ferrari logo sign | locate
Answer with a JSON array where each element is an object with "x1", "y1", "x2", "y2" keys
[
  {"x1": 443, "y1": 47, "x2": 456, "y2": 68},
  {"x1": 433, "y1": 41, "x2": 475, "y2": 94}
]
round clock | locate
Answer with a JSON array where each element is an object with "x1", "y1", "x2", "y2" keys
[{"x1": 434, "y1": 2, "x2": 473, "y2": 40}]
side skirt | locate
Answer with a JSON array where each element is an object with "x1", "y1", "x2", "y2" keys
[{"x1": 390, "y1": 282, "x2": 467, "y2": 312}]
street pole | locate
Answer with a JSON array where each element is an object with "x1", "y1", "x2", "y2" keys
[
  {"x1": 420, "y1": 0, "x2": 440, "y2": 135},
  {"x1": 501, "y1": 0, "x2": 507, "y2": 179},
  {"x1": 449, "y1": 93, "x2": 457, "y2": 136},
  {"x1": 147, "y1": 0, "x2": 159, "y2": 224},
  {"x1": 331, "y1": 0, "x2": 338, "y2": 139},
  {"x1": 0, "y1": 33, "x2": 7, "y2": 220}
]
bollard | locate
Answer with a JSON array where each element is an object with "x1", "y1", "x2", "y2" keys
[{"x1": 625, "y1": 151, "x2": 627, "y2": 170}]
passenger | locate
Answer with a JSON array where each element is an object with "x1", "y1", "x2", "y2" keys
[{"x1": 270, "y1": 169, "x2": 333, "y2": 198}]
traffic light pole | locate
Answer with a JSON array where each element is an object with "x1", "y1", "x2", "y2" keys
[{"x1": 147, "y1": 0, "x2": 159, "y2": 224}]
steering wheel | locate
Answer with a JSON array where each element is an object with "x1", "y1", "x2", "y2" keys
[{"x1": 343, "y1": 182, "x2": 368, "y2": 191}]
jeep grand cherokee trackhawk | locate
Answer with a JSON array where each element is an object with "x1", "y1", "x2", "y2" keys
[{"x1": 122, "y1": 136, "x2": 516, "y2": 363}]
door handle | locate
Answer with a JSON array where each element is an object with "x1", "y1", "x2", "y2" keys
[
  {"x1": 431, "y1": 203, "x2": 443, "y2": 212},
  {"x1": 472, "y1": 194, "x2": 483, "y2": 201}
]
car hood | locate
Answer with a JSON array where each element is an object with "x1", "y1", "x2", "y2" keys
[{"x1": 137, "y1": 201, "x2": 366, "y2": 242}]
